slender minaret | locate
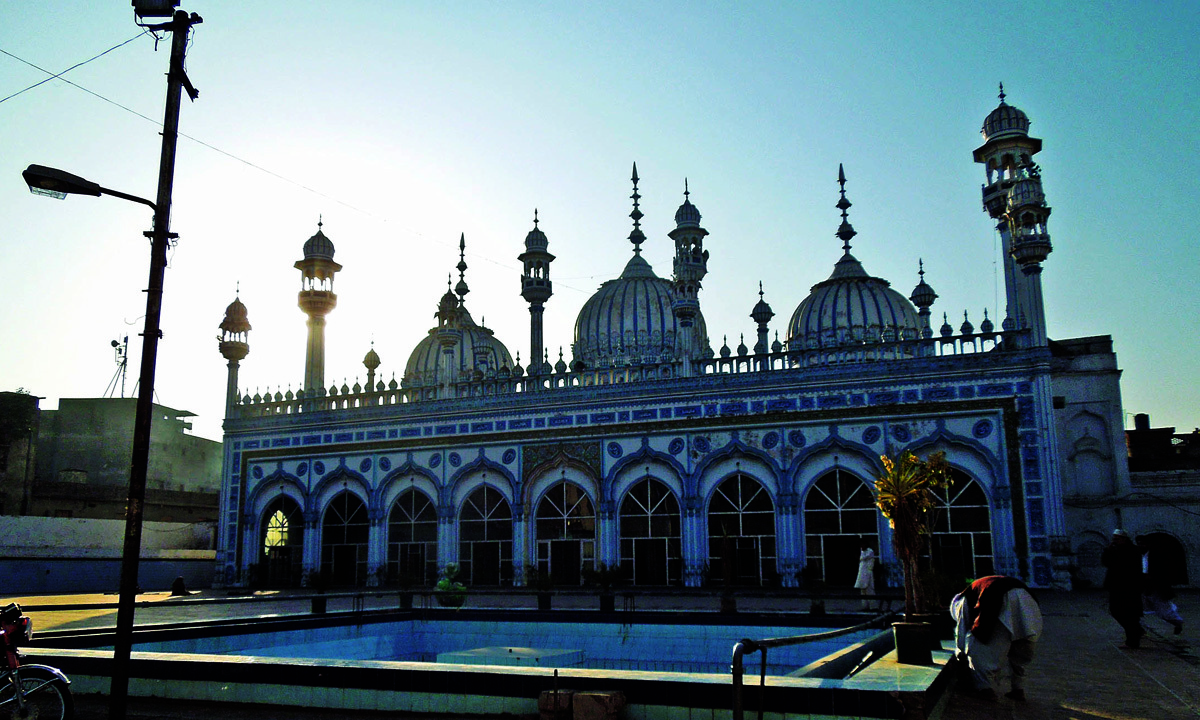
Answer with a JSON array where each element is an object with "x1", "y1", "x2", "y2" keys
[
  {"x1": 910, "y1": 260, "x2": 938, "y2": 341},
  {"x1": 669, "y1": 178, "x2": 709, "y2": 376},
  {"x1": 363, "y1": 342, "x2": 380, "y2": 402},
  {"x1": 295, "y1": 219, "x2": 341, "y2": 397},
  {"x1": 519, "y1": 210, "x2": 554, "y2": 387},
  {"x1": 975, "y1": 84, "x2": 1053, "y2": 347},
  {"x1": 218, "y1": 292, "x2": 250, "y2": 417},
  {"x1": 751, "y1": 282, "x2": 774, "y2": 356}
]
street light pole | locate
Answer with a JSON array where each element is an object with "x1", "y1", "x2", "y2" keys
[{"x1": 107, "y1": 9, "x2": 200, "y2": 720}]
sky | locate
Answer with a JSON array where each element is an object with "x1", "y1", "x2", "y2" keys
[{"x1": 2, "y1": 2, "x2": 1197, "y2": 442}]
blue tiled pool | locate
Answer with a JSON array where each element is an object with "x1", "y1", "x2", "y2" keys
[{"x1": 136, "y1": 615, "x2": 876, "y2": 676}]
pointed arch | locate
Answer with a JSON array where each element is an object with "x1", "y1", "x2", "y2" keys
[
  {"x1": 320, "y1": 490, "x2": 370, "y2": 587},
  {"x1": 311, "y1": 464, "x2": 371, "y2": 519},
  {"x1": 258, "y1": 494, "x2": 304, "y2": 587},
  {"x1": 377, "y1": 461, "x2": 441, "y2": 517},
  {"x1": 694, "y1": 440, "x2": 781, "y2": 501},
  {"x1": 458, "y1": 484, "x2": 513, "y2": 585},
  {"x1": 706, "y1": 473, "x2": 777, "y2": 586},
  {"x1": 387, "y1": 487, "x2": 439, "y2": 585},
  {"x1": 802, "y1": 466, "x2": 880, "y2": 586},
  {"x1": 449, "y1": 456, "x2": 515, "y2": 511},
  {"x1": 608, "y1": 452, "x2": 685, "y2": 510},
  {"x1": 523, "y1": 453, "x2": 599, "y2": 518},
  {"x1": 618, "y1": 476, "x2": 682, "y2": 586},
  {"x1": 534, "y1": 480, "x2": 597, "y2": 586}
]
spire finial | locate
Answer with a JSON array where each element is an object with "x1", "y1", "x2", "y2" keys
[
  {"x1": 684, "y1": 177, "x2": 690, "y2": 201},
  {"x1": 758, "y1": 281, "x2": 764, "y2": 300},
  {"x1": 918, "y1": 258, "x2": 926, "y2": 280},
  {"x1": 998, "y1": 82, "x2": 1006, "y2": 104},
  {"x1": 318, "y1": 214, "x2": 323, "y2": 230},
  {"x1": 235, "y1": 280, "x2": 240, "y2": 296},
  {"x1": 628, "y1": 162, "x2": 645, "y2": 254},
  {"x1": 533, "y1": 208, "x2": 539, "y2": 228},
  {"x1": 835, "y1": 164, "x2": 856, "y2": 253},
  {"x1": 455, "y1": 233, "x2": 469, "y2": 303}
]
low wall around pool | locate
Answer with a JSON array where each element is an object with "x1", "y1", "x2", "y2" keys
[{"x1": 28, "y1": 608, "x2": 958, "y2": 719}]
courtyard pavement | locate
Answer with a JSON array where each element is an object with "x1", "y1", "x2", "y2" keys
[{"x1": 3, "y1": 588, "x2": 1197, "y2": 719}]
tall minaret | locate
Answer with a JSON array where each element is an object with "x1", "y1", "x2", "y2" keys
[
  {"x1": 669, "y1": 178, "x2": 709, "y2": 376},
  {"x1": 218, "y1": 293, "x2": 250, "y2": 417},
  {"x1": 294, "y1": 219, "x2": 341, "y2": 396},
  {"x1": 975, "y1": 84, "x2": 1053, "y2": 347},
  {"x1": 519, "y1": 210, "x2": 554, "y2": 387}
]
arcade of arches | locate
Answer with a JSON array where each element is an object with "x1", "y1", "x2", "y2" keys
[{"x1": 254, "y1": 468, "x2": 996, "y2": 589}]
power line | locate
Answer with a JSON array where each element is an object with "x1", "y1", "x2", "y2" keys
[{"x1": 0, "y1": 33, "x2": 147, "y2": 105}]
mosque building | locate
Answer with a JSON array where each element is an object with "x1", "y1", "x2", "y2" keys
[{"x1": 214, "y1": 90, "x2": 1142, "y2": 591}]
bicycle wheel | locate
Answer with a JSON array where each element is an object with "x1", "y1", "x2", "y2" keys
[{"x1": 0, "y1": 669, "x2": 73, "y2": 720}]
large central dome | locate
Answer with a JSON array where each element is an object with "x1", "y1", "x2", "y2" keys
[{"x1": 572, "y1": 253, "x2": 709, "y2": 368}]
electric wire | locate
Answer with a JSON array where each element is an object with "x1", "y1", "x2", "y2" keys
[{"x1": 0, "y1": 33, "x2": 146, "y2": 105}]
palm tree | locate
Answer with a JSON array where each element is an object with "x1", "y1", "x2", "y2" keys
[{"x1": 873, "y1": 451, "x2": 951, "y2": 621}]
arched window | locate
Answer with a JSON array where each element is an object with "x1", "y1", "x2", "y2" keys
[
  {"x1": 619, "y1": 478, "x2": 681, "y2": 586},
  {"x1": 803, "y1": 469, "x2": 879, "y2": 586},
  {"x1": 260, "y1": 495, "x2": 303, "y2": 587},
  {"x1": 929, "y1": 470, "x2": 993, "y2": 581},
  {"x1": 321, "y1": 491, "x2": 369, "y2": 587},
  {"x1": 459, "y1": 485, "x2": 513, "y2": 586},
  {"x1": 535, "y1": 482, "x2": 595, "y2": 586},
  {"x1": 708, "y1": 474, "x2": 776, "y2": 586},
  {"x1": 388, "y1": 489, "x2": 438, "y2": 586}
]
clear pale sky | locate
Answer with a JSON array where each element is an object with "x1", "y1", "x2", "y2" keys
[{"x1": 2, "y1": 2, "x2": 1197, "y2": 441}]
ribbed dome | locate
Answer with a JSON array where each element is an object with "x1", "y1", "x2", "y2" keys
[
  {"x1": 403, "y1": 305, "x2": 514, "y2": 385},
  {"x1": 786, "y1": 252, "x2": 921, "y2": 350},
  {"x1": 572, "y1": 253, "x2": 710, "y2": 368},
  {"x1": 363, "y1": 346, "x2": 381, "y2": 371},
  {"x1": 220, "y1": 297, "x2": 251, "y2": 333},
  {"x1": 303, "y1": 225, "x2": 335, "y2": 260},
  {"x1": 982, "y1": 87, "x2": 1031, "y2": 143}
]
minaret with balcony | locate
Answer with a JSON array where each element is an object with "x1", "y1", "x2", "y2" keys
[
  {"x1": 295, "y1": 219, "x2": 341, "y2": 400},
  {"x1": 975, "y1": 84, "x2": 1053, "y2": 347},
  {"x1": 519, "y1": 210, "x2": 554, "y2": 390},
  {"x1": 669, "y1": 178, "x2": 709, "y2": 376},
  {"x1": 218, "y1": 294, "x2": 250, "y2": 417}
]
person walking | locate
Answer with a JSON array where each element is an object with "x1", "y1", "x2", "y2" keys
[
  {"x1": 1143, "y1": 546, "x2": 1184, "y2": 635},
  {"x1": 854, "y1": 539, "x2": 876, "y2": 611},
  {"x1": 1102, "y1": 529, "x2": 1146, "y2": 648},
  {"x1": 950, "y1": 575, "x2": 1042, "y2": 701}
]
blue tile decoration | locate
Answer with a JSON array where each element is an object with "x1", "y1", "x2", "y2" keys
[
  {"x1": 869, "y1": 391, "x2": 900, "y2": 405},
  {"x1": 233, "y1": 442, "x2": 241, "y2": 450},
  {"x1": 549, "y1": 415, "x2": 573, "y2": 427},
  {"x1": 334, "y1": 432, "x2": 353, "y2": 443},
  {"x1": 617, "y1": 412, "x2": 629, "y2": 422},
  {"x1": 849, "y1": 394, "x2": 865, "y2": 406},
  {"x1": 314, "y1": 461, "x2": 326, "y2": 474},
  {"x1": 355, "y1": 432, "x2": 364, "y2": 441},
  {"x1": 1026, "y1": 482, "x2": 1042, "y2": 497},
  {"x1": 459, "y1": 424, "x2": 469, "y2": 433},
  {"x1": 497, "y1": 421, "x2": 507, "y2": 430},
  {"x1": 668, "y1": 437, "x2": 685, "y2": 455},
  {"x1": 862, "y1": 426, "x2": 882, "y2": 444},
  {"x1": 435, "y1": 425, "x2": 457, "y2": 435},
  {"x1": 674, "y1": 405, "x2": 701, "y2": 418},
  {"x1": 607, "y1": 442, "x2": 623, "y2": 458},
  {"x1": 471, "y1": 422, "x2": 493, "y2": 433},
  {"x1": 704, "y1": 404, "x2": 719, "y2": 416},
  {"x1": 766, "y1": 398, "x2": 796, "y2": 412},
  {"x1": 693, "y1": 436, "x2": 711, "y2": 453},
  {"x1": 891, "y1": 425, "x2": 911, "y2": 442},
  {"x1": 1022, "y1": 448, "x2": 1041, "y2": 479},
  {"x1": 502, "y1": 449, "x2": 516, "y2": 465},
  {"x1": 359, "y1": 458, "x2": 372, "y2": 473},
  {"x1": 633, "y1": 409, "x2": 657, "y2": 421},
  {"x1": 576, "y1": 415, "x2": 588, "y2": 424},
  {"x1": 448, "y1": 452, "x2": 462, "y2": 467},
  {"x1": 958, "y1": 386, "x2": 976, "y2": 399},
  {"x1": 922, "y1": 387, "x2": 955, "y2": 401},
  {"x1": 401, "y1": 428, "x2": 421, "y2": 437},
  {"x1": 367, "y1": 430, "x2": 386, "y2": 440},
  {"x1": 1017, "y1": 397, "x2": 1035, "y2": 427},
  {"x1": 1028, "y1": 499, "x2": 1046, "y2": 535},
  {"x1": 429, "y1": 454, "x2": 441, "y2": 468},
  {"x1": 423, "y1": 427, "x2": 433, "y2": 436},
  {"x1": 800, "y1": 397, "x2": 816, "y2": 409},
  {"x1": 535, "y1": 418, "x2": 546, "y2": 428},
  {"x1": 244, "y1": 440, "x2": 260, "y2": 449},
  {"x1": 510, "y1": 419, "x2": 532, "y2": 430},
  {"x1": 388, "y1": 429, "x2": 398, "y2": 438},
  {"x1": 1017, "y1": 382, "x2": 1032, "y2": 393},
  {"x1": 252, "y1": 466, "x2": 263, "y2": 479},
  {"x1": 378, "y1": 457, "x2": 391, "y2": 471},
  {"x1": 302, "y1": 435, "x2": 322, "y2": 445},
  {"x1": 972, "y1": 419, "x2": 993, "y2": 439},
  {"x1": 902, "y1": 390, "x2": 919, "y2": 402},
  {"x1": 720, "y1": 402, "x2": 747, "y2": 415},
  {"x1": 788, "y1": 429, "x2": 806, "y2": 447},
  {"x1": 818, "y1": 395, "x2": 846, "y2": 409},
  {"x1": 296, "y1": 462, "x2": 308, "y2": 475},
  {"x1": 762, "y1": 432, "x2": 779, "y2": 450},
  {"x1": 591, "y1": 412, "x2": 615, "y2": 423},
  {"x1": 979, "y1": 383, "x2": 1014, "y2": 397},
  {"x1": 751, "y1": 400, "x2": 764, "y2": 413}
]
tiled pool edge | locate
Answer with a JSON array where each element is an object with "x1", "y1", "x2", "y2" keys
[{"x1": 27, "y1": 646, "x2": 957, "y2": 719}]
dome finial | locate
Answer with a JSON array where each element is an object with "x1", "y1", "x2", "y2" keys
[
  {"x1": 684, "y1": 177, "x2": 690, "y2": 201},
  {"x1": 998, "y1": 81, "x2": 1006, "y2": 104},
  {"x1": 835, "y1": 164, "x2": 856, "y2": 253},
  {"x1": 533, "y1": 208, "x2": 539, "y2": 228},
  {"x1": 759, "y1": 280, "x2": 764, "y2": 300},
  {"x1": 629, "y1": 162, "x2": 646, "y2": 254},
  {"x1": 318, "y1": 214, "x2": 323, "y2": 230},
  {"x1": 455, "y1": 232, "x2": 469, "y2": 303}
]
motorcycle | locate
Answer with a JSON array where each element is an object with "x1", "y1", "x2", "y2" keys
[{"x1": 0, "y1": 603, "x2": 72, "y2": 720}]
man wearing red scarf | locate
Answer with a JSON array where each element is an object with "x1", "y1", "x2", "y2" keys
[{"x1": 950, "y1": 575, "x2": 1042, "y2": 701}]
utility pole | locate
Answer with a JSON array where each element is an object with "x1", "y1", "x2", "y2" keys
[{"x1": 109, "y1": 8, "x2": 201, "y2": 720}]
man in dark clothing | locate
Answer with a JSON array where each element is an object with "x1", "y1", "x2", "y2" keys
[{"x1": 1101, "y1": 529, "x2": 1145, "y2": 648}]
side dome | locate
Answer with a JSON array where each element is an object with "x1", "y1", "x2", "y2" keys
[
  {"x1": 981, "y1": 85, "x2": 1030, "y2": 143},
  {"x1": 303, "y1": 223, "x2": 335, "y2": 260},
  {"x1": 220, "y1": 297, "x2": 251, "y2": 333},
  {"x1": 403, "y1": 306, "x2": 514, "y2": 386},
  {"x1": 787, "y1": 254, "x2": 921, "y2": 349},
  {"x1": 572, "y1": 254, "x2": 710, "y2": 368}
]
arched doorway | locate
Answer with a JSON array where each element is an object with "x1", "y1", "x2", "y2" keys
[
  {"x1": 260, "y1": 495, "x2": 303, "y2": 587},
  {"x1": 459, "y1": 485, "x2": 513, "y2": 586},
  {"x1": 707, "y1": 474, "x2": 776, "y2": 586},
  {"x1": 387, "y1": 489, "x2": 438, "y2": 586},
  {"x1": 619, "y1": 478, "x2": 681, "y2": 586},
  {"x1": 1137, "y1": 532, "x2": 1188, "y2": 586},
  {"x1": 320, "y1": 491, "x2": 369, "y2": 587},
  {"x1": 928, "y1": 470, "x2": 993, "y2": 581},
  {"x1": 535, "y1": 481, "x2": 595, "y2": 586},
  {"x1": 803, "y1": 469, "x2": 879, "y2": 586}
]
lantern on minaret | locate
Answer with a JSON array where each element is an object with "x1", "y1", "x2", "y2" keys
[
  {"x1": 294, "y1": 219, "x2": 341, "y2": 397},
  {"x1": 519, "y1": 210, "x2": 554, "y2": 387},
  {"x1": 218, "y1": 294, "x2": 250, "y2": 418}
]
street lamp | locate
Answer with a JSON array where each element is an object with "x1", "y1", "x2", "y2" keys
[{"x1": 23, "y1": 8, "x2": 201, "y2": 720}]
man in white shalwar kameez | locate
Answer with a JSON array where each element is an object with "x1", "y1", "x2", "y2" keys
[{"x1": 950, "y1": 576, "x2": 1042, "y2": 701}]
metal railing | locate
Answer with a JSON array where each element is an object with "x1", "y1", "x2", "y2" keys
[{"x1": 731, "y1": 611, "x2": 898, "y2": 720}]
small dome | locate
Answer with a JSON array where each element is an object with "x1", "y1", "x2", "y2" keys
[
  {"x1": 220, "y1": 297, "x2": 251, "y2": 333},
  {"x1": 960, "y1": 311, "x2": 974, "y2": 336},
  {"x1": 786, "y1": 253, "x2": 921, "y2": 350},
  {"x1": 363, "y1": 346, "x2": 381, "y2": 371},
  {"x1": 403, "y1": 306, "x2": 514, "y2": 386},
  {"x1": 910, "y1": 261, "x2": 937, "y2": 309},
  {"x1": 303, "y1": 222, "x2": 336, "y2": 260},
  {"x1": 524, "y1": 213, "x2": 549, "y2": 252},
  {"x1": 940, "y1": 313, "x2": 954, "y2": 338},
  {"x1": 980, "y1": 310, "x2": 995, "y2": 335},
  {"x1": 736, "y1": 335, "x2": 748, "y2": 357},
  {"x1": 674, "y1": 182, "x2": 702, "y2": 229},
  {"x1": 751, "y1": 283, "x2": 774, "y2": 325},
  {"x1": 982, "y1": 85, "x2": 1031, "y2": 143}
]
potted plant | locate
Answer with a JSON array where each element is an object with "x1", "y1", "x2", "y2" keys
[
  {"x1": 525, "y1": 567, "x2": 554, "y2": 610},
  {"x1": 873, "y1": 450, "x2": 951, "y2": 664},
  {"x1": 583, "y1": 562, "x2": 620, "y2": 612},
  {"x1": 434, "y1": 563, "x2": 467, "y2": 608}
]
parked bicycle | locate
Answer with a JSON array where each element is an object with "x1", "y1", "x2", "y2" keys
[{"x1": 0, "y1": 603, "x2": 72, "y2": 720}]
